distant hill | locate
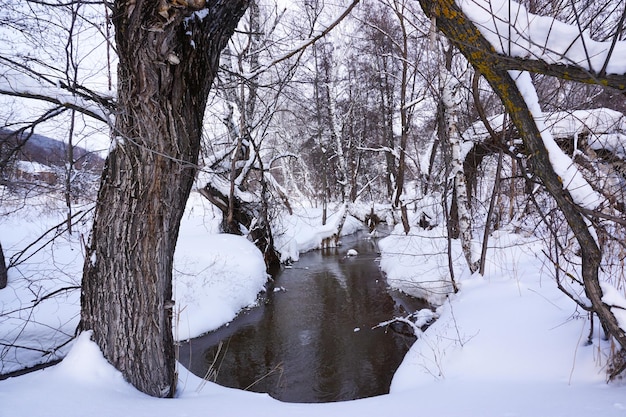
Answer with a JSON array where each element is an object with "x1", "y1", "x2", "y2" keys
[
  {"x1": 0, "y1": 129, "x2": 105, "y2": 172},
  {"x1": 1, "y1": 129, "x2": 105, "y2": 189}
]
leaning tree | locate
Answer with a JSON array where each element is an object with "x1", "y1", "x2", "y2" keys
[
  {"x1": 418, "y1": 0, "x2": 626, "y2": 376},
  {"x1": 79, "y1": 0, "x2": 249, "y2": 397}
]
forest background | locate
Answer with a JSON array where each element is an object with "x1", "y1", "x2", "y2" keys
[{"x1": 1, "y1": 0, "x2": 626, "y2": 409}]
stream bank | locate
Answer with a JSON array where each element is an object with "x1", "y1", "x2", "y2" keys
[{"x1": 178, "y1": 231, "x2": 429, "y2": 402}]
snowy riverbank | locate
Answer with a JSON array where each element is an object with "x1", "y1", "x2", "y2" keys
[{"x1": 1, "y1": 192, "x2": 625, "y2": 416}]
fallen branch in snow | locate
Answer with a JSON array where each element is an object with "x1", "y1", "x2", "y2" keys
[
  {"x1": 199, "y1": 180, "x2": 281, "y2": 271},
  {"x1": 0, "y1": 335, "x2": 74, "y2": 380},
  {"x1": 8, "y1": 209, "x2": 90, "y2": 268},
  {"x1": 373, "y1": 308, "x2": 437, "y2": 337}
]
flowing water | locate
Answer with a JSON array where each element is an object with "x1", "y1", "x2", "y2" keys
[{"x1": 178, "y1": 231, "x2": 428, "y2": 403}]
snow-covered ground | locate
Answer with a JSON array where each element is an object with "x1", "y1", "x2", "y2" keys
[
  {"x1": 1, "y1": 0, "x2": 625, "y2": 413},
  {"x1": 1, "y1": 190, "x2": 625, "y2": 416}
]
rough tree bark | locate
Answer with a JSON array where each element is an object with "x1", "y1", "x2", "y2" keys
[
  {"x1": 80, "y1": 0, "x2": 249, "y2": 398},
  {"x1": 419, "y1": 0, "x2": 626, "y2": 371}
]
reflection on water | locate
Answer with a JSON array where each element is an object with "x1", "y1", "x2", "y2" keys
[{"x1": 179, "y1": 231, "x2": 428, "y2": 403}]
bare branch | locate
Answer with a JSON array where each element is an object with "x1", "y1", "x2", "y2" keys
[
  {"x1": 246, "y1": 0, "x2": 361, "y2": 78},
  {"x1": 8, "y1": 209, "x2": 90, "y2": 268}
]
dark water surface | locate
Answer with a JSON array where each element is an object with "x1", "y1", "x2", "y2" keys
[{"x1": 178, "y1": 231, "x2": 428, "y2": 403}]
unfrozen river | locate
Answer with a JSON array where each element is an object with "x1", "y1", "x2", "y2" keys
[{"x1": 179, "y1": 231, "x2": 427, "y2": 402}]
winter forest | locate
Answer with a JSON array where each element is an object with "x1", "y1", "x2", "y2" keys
[{"x1": 2, "y1": 0, "x2": 626, "y2": 415}]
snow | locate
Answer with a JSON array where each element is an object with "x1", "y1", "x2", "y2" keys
[
  {"x1": 0, "y1": 69, "x2": 113, "y2": 126},
  {"x1": 0, "y1": 201, "x2": 83, "y2": 374},
  {"x1": 174, "y1": 194, "x2": 268, "y2": 341},
  {"x1": 511, "y1": 70, "x2": 604, "y2": 210},
  {"x1": 454, "y1": 0, "x2": 626, "y2": 211},
  {"x1": 2, "y1": 0, "x2": 626, "y2": 415},
  {"x1": 273, "y1": 205, "x2": 363, "y2": 262},
  {"x1": 15, "y1": 160, "x2": 54, "y2": 174},
  {"x1": 466, "y1": 107, "x2": 626, "y2": 158},
  {"x1": 458, "y1": 0, "x2": 626, "y2": 74},
  {"x1": 464, "y1": 104, "x2": 626, "y2": 212},
  {"x1": 2, "y1": 193, "x2": 626, "y2": 417},
  {"x1": 462, "y1": 99, "x2": 626, "y2": 216},
  {"x1": 378, "y1": 224, "x2": 458, "y2": 306},
  {"x1": 601, "y1": 282, "x2": 626, "y2": 333},
  {"x1": 544, "y1": 109, "x2": 626, "y2": 159},
  {"x1": 173, "y1": 231, "x2": 268, "y2": 341}
]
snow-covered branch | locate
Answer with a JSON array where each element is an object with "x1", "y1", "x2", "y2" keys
[
  {"x1": 422, "y1": 0, "x2": 626, "y2": 374},
  {"x1": 458, "y1": 0, "x2": 626, "y2": 80},
  {"x1": 0, "y1": 69, "x2": 114, "y2": 126},
  {"x1": 372, "y1": 308, "x2": 436, "y2": 336},
  {"x1": 0, "y1": 85, "x2": 112, "y2": 126}
]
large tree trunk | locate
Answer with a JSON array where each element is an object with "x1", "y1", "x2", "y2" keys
[{"x1": 80, "y1": 1, "x2": 249, "y2": 398}]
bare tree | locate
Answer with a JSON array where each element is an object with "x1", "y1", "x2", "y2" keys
[
  {"x1": 442, "y1": 70, "x2": 479, "y2": 273},
  {"x1": 198, "y1": 0, "x2": 305, "y2": 270}
]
